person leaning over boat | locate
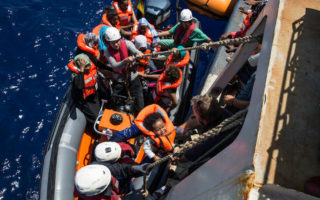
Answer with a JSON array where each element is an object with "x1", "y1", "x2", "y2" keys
[
  {"x1": 157, "y1": 9, "x2": 211, "y2": 50},
  {"x1": 139, "y1": 66, "x2": 182, "y2": 113},
  {"x1": 74, "y1": 162, "x2": 148, "y2": 199},
  {"x1": 178, "y1": 94, "x2": 241, "y2": 162},
  {"x1": 112, "y1": 0, "x2": 137, "y2": 29},
  {"x1": 223, "y1": 72, "x2": 256, "y2": 111},
  {"x1": 95, "y1": 141, "x2": 136, "y2": 164},
  {"x1": 103, "y1": 27, "x2": 144, "y2": 114},
  {"x1": 69, "y1": 54, "x2": 110, "y2": 125}
]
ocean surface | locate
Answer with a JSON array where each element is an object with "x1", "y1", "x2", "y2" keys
[{"x1": 0, "y1": 0, "x2": 227, "y2": 199}]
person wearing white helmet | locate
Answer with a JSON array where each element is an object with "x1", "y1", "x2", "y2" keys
[
  {"x1": 158, "y1": 9, "x2": 211, "y2": 50},
  {"x1": 103, "y1": 27, "x2": 145, "y2": 115},
  {"x1": 74, "y1": 162, "x2": 148, "y2": 199},
  {"x1": 95, "y1": 141, "x2": 135, "y2": 164}
]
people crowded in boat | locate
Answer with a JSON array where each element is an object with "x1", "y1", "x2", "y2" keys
[{"x1": 65, "y1": 3, "x2": 252, "y2": 198}]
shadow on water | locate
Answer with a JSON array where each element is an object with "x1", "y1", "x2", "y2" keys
[{"x1": 262, "y1": 8, "x2": 320, "y2": 192}]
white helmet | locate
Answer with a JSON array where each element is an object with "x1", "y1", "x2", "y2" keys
[
  {"x1": 95, "y1": 142, "x2": 122, "y2": 163},
  {"x1": 75, "y1": 164, "x2": 111, "y2": 196},
  {"x1": 180, "y1": 9, "x2": 193, "y2": 22},
  {"x1": 104, "y1": 27, "x2": 121, "y2": 41}
]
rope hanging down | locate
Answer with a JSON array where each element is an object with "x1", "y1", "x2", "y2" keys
[
  {"x1": 141, "y1": 108, "x2": 248, "y2": 196},
  {"x1": 136, "y1": 35, "x2": 262, "y2": 59}
]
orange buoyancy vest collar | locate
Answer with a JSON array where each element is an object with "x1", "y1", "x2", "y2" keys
[
  {"x1": 135, "y1": 104, "x2": 176, "y2": 151},
  {"x1": 92, "y1": 24, "x2": 105, "y2": 36},
  {"x1": 166, "y1": 50, "x2": 190, "y2": 68},
  {"x1": 68, "y1": 60, "x2": 98, "y2": 99},
  {"x1": 174, "y1": 23, "x2": 196, "y2": 47},
  {"x1": 102, "y1": 14, "x2": 121, "y2": 30},
  {"x1": 137, "y1": 49, "x2": 151, "y2": 74},
  {"x1": 112, "y1": 0, "x2": 133, "y2": 26},
  {"x1": 152, "y1": 68, "x2": 183, "y2": 103},
  {"x1": 241, "y1": 12, "x2": 253, "y2": 37},
  {"x1": 131, "y1": 22, "x2": 154, "y2": 44},
  {"x1": 77, "y1": 33, "x2": 100, "y2": 59}
]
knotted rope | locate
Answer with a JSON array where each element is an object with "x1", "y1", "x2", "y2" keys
[{"x1": 136, "y1": 35, "x2": 261, "y2": 59}]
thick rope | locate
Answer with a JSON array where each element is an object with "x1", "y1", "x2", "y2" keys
[
  {"x1": 141, "y1": 109, "x2": 248, "y2": 197},
  {"x1": 136, "y1": 35, "x2": 261, "y2": 59}
]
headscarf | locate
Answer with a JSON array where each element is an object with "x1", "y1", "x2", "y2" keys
[
  {"x1": 177, "y1": 45, "x2": 187, "y2": 58},
  {"x1": 138, "y1": 18, "x2": 160, "y2": 46},
  {"x1": 84, "y1": 32, "x2": 99, "y2": 48},
  {"x1": 134, "y1": 35, "x2": 147, "y2": 50},
  {"x1": 74, "y1": 53, "x2": 90, "y2": 67},
  {"x1": 98, "y1": 25, "x2": 110, "y2": 51}
]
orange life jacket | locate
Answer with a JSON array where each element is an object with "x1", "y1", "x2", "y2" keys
[
  {"x1": 131, "y1": 22, "x2": 154, "y2": 44},
  {"x1": 68, "y1": 61, "x2": 98, "y2": 99},
  {"x1": 112, "y1": 0, "x2": 133, "y2": 26},
  {"x1": 137, "y1": 49, "x2": 151, "y2": 74},
  {"x1": 174, "y1": 23, "x2": 196, "y2": 47},
  {"x1": 152, "y1": 68, "x2": 183, "y2": 103},
  {"x1": 241, "y1": 12, "x2": 253, "y2": 37},
  {"x1": 92, "y1": 24, "x2": 106, "y2": 36},
  {"x1": 166, "y1": 50, "x2": 190, "y2": 68},
  {"x1": 101, "y1": 13, "x2": 121, "y2": 30},
  {"x1": 134, "y1": 104, "x2": 176, "y2": 163},
  {"x1": 77, "y1": 33, "x2": 100, "y2": 59}
]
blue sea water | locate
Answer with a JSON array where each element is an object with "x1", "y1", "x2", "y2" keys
[{"x1": 0, "y1": 0, "x2": 227, "y2": 199}]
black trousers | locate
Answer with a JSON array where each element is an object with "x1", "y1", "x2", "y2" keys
[{"x1": 112, "y1": 77, "x2": 144, "y2": 115}]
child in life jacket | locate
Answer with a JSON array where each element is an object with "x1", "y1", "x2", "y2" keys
[
  {"x1": 107, "y1": 104, "x2": 176, "y2": 163},
  {"x1": 139, "y1": 66, "x2": 182, "y2": 113},
  {"x1": 166, "y1": 45, "x2": 190, "y2": 69}
]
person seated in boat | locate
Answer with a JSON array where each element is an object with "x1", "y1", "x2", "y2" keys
[
  {"x1": 178, "y1": 94, "x2": 241, "y2": 162},
  {"x1": 134, "y1": 35, "x2": 151, "y2": 74},
  {"x1": 157, "y1": 9, "x2": 211, "y2": 50},
  {"x1": 131, "y1": 18, "x2": 160, "y2": 48},
  {"x1": 108, "y1": 104, "x2": 176, "y2": 162},
  {"x1": 74, "y1": 162, "x2": 148, "y2": 199},
  {"x1": 139, "y1": 66, "x2": 182, "y2": 113},
  {"x1": 103, "y1": 27, "x2": 144, "y2": 114},
  {"x1": 166, "y1": 45, "x2": 190, "y2": 69},
  {"x1": 223, "y1": 72, "x2": 256, "y2": 111},
  {"x1": 112, "y1": 0, "x2": 137, "y2": 30},
  {"x1": 139, "y1": 111, "x2": 176, "y2": 162},
  {"x1": 98, "y1": 6, "x2": 132, "y2": 37},
  {"x1": 95, "y1": 141, "x2": 135, "y2": 164},
  {"x1": 69, "y1": 54, "x2": 110, "y2": 125}
]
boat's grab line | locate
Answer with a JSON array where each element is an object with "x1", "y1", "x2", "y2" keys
[
  {"x1": 136, "y1": 35, "x2": 262, "y2": 59},
  {"x1": 141, "y1": 108, "x2": 248, "y2": 197}
]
